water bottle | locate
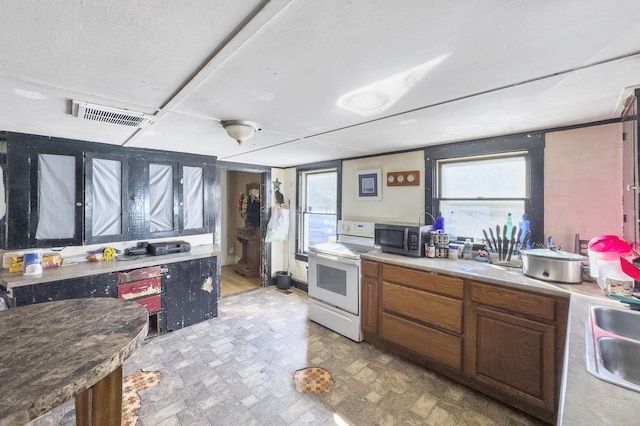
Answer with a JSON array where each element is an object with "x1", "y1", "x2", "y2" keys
[
  {"x1": 436, "y1": 212, "x2": 445, "y2": 232},
  {"x1": 506, "y1": 213, "x2": 513, "y2": 237},
  {"x1": 519, "y1": 214, "x2": 530, "y2": 248},
  {"x1": 448, "y1": 211, "x2": 456, "y2": 241},
  {"x1": 463, "y1": 238, "x2": 473, "y2": 259}
]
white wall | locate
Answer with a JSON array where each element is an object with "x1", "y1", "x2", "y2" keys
[
  {"x1": 342, "y1": 151, "x2": 426, "y2": 223},
  {"x1": 545, "y1": 123, "x2": 623, "y2": 251},
  {"x1": 276, "y1": 123, "x2": 625, "y2": 284},
  {"x1": 268, "y1": 168, "x2": 288, "y2": 275}
]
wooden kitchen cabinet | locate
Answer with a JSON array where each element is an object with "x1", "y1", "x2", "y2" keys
[
  {"x1": 360, "y1": 260, "x2": 570, "y2": 424},
  {"x1": 9, "y1": 273, "x2": 118, "y2": 307},
  {"x1": 379, "y1": 264, "x2": 464, "y2": 372},
  {"x1": 4, "y1": 254, "x2": 219, "y2": 337},
  {"x1": 464, "y1": 280, "x2": 569, "y2": 424},
  {"x1": 361, "y1": 260, "x2": 380, "y2": 337},
  {"x1": 118, "y1": 266, "x2": 163, "y2": 337},
  {"x1": 164, "y1": 256, "x2": 218, "y2": 331},
  {"x1": 0, "y1": 131, "x2": 216, "y2": 250}
]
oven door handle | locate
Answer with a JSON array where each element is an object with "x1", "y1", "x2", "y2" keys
[{"x1": 309, "y1": 252, "x2": 359, "y2": 266}]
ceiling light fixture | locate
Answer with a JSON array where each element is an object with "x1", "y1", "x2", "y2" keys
[{"x1": 221, "y1": 120, "x2": 261, "y2": 145}]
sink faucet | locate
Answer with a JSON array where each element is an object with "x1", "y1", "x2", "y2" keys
[{"x1": 547, "y1": 236, "x2": 561, "y2": 251}]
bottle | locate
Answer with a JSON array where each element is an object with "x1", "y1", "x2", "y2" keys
[
  {"x1": 518, "y1": 214, "x2": 531, "y2": 248},
  {"x1": 436, "y1": 212, "x2": 445, "y2": 232},
  {"x1": 447, "y1": 211, "x2": 456, "y2": 241},
  {"x1": 463, "y1": 238, "x2": 473, "y2": 259},
  {"x1": 506, "y1": 213, "x2": 513, "y2": 236},
  {"x1": 427, "y1": 242, "x2": 436, "y2": 258}
]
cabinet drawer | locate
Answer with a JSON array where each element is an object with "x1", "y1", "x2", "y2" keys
[
  {"x1": 133, "y1": 294, "x2": 162, "y2": 313},
  {"x1": 118, "y1": 277, "x2": 161, "y2": 299},
  {"x1": 381, "y1": 312, "x2": 462, "y2": 371},
  {"x1": 382, "y1": 282, "x2": 462, "y2": 333},
  {"x1": 382, "y1": 264, "x2": 463, "y2": 299},
  {"x1": 118, "y1": 266, "x2": 161, "y2": 284},
  {"x1": 470, "y1": 281, "x2": 557, "y2": 322},
  {"x1": 361, "y1": 260, "x2": 379, "y2": 278}
]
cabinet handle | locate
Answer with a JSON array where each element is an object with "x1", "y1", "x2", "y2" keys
[
  {"x1": 627, "y1": 185, "x2": 640, "y2": 192},
  {"x1": 76, "y1": 202, "x2": 82, "y2": 207}
]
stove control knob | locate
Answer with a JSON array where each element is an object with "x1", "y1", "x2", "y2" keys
[{"x1": 340, "y1": 223, "x2": 350, "y2": 233}]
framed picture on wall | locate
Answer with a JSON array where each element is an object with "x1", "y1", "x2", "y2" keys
[{"x1": 357, "y1": 169, "x2": 381, "y2": 200}]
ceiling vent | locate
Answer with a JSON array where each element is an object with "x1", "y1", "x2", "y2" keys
[{"x1": 72, "y1": 100, "x2": 151, "y2": 128}]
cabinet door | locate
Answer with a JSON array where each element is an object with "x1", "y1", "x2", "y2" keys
[
  {"x1": 148, "y1": 161, "x2": 179, "y2": 238},
  {"x1": 84, "y1": 153, "x2": 128, "y2": 244},
  {"x1": 361, "y1": 275, "x2": 379, "y2": 336},
  {"x1": 12, "y1": 273, "x2": 118, "y2": 306},
  {"x1": 467, "y1": 305, "x2": 556, "y2": 415},
  {"x1": 163, "y1": 257, "x2": 218, "y2": 331},
  {"x1": 29, "y1": 150, "x2": 84, "y2": 247},
  {"x1": 180, "y1": 163, "x2": 213, "y2": 235}
]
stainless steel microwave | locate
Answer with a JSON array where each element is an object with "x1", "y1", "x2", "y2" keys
[{"x1": 374, "y1": 222, "x2": 433, "y2": 257}]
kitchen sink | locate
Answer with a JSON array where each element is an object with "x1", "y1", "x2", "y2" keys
[
  {"x1": 598, "y1": 338, "x2": 640, "y2": 387},
  {"x1": 593, "y1": 306, "x2": 640, "y2": 341},
  {"x1": 586, "y1": 304, "x2": 640, "y2": 392}
]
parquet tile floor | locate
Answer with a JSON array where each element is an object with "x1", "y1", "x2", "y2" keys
[{"x1": 28, "y1": 286, "x2": 545, "y2": 425}]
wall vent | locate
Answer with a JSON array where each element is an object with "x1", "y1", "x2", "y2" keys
[{"x1": 72, "y1": 100, "x2": 151, "y2": 128}]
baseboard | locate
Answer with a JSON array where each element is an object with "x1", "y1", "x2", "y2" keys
[{"x1": 269, "y1": 276, "x2": 308, "y2": 292}]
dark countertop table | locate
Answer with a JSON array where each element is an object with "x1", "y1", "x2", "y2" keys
[{"x1": 0, "y1": 298, "x2": 148, "y2": 426}]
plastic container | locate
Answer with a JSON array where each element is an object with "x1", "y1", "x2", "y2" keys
[
  {"x1": 518, "y1": 214, "x2": 530, "y2": 249},
  {"x1": 23, "y1": 248, "x2": 43, "y2": 276},
  {"x1": 275, "y1": 271, "x2": 291, "y2": 290},
  {"x1": 463, "y1": 239, "x2": 473, "y2": 260},
  {"x1": 447, "y1": 212, "x2": 456, "y2": 241},
  {"x1": 587, "y1": 235, "x2": 632, "y2": 289}
]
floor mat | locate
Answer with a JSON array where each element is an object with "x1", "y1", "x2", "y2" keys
[
  {"x1": 121, "y1": 370, "x2": 162, "y2": 426},
  {"x1": 293, "y1": 367, "x2": 335, "y2": 394}
]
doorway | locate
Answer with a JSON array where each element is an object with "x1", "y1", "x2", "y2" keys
[{"x1": 219, "y1": 167, "x2": 271, "y2": 297}]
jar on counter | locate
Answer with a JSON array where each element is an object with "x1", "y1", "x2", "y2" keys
[
  {"x1": 427, "y1": 242, "x2": 436, "y2": 258},
  {"x1": 463, "y1": 239, "x2": 473, "y2": 260}
]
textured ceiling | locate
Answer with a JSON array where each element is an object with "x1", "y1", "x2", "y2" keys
[{"x1": 1, "y1": 1, "x2": 639, "y2": 167}]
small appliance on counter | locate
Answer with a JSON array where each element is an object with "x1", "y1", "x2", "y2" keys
[
  {"x1": 520, "y1": 248, "x2": 585, "y2": 284},
  {"x1": 148, "y1": 241, "x2": 191, "y2": 256},
  {"x1": 125, "y1": 241, "x2": 191, "y2": 256},
  {"x1": 374, "y1": 222, "x2": 433, "y2": 257}
]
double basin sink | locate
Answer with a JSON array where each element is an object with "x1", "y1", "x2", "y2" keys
[{"x1": 586, "y1": 304, "x2": 640, "y2": 392}]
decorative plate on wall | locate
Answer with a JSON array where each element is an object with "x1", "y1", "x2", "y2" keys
[{"x1": 386, "y1": 170, "x2": 420, "y2": 186}]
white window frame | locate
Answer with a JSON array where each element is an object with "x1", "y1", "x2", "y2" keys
[
  {"x1": 296, "y1": 162, "x2": 341, "y2": 257},
  {"x1": 436, "y1": 153, "x2": 529, "y2": 242}
]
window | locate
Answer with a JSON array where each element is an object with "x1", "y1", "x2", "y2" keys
[
  {"x1": 437, "y1": 154, "x2": 527, "y2": 241},
  {"x1": 296, "y1": 161, "x2": 341, "y2": 257},
  {"x1": 425, "y1": 133, "x2": 544, "y2": 244}
]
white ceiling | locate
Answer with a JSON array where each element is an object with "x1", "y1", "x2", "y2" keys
[{"x1": 2, "y1": 1, "x2": 640, "y2": 168}]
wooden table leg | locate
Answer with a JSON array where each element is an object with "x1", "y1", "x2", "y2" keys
[{"x1": 75, "y1": 365, "x2": 123, "y2": 426}]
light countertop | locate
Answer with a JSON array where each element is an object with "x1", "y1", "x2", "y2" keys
[
  {"x1": 361, "y1": 250, "x2": 640, "y2": 425},
  {"x1": 0, "y1": 244, "x2": 220, "y2": 291}
]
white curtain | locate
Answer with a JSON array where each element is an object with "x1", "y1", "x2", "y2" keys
[
  {"x1": 91, "y1": 158, "x2": 122, "y2": 236},
  {"x1": 183, "y1": 166, "x2": 204, "y2": 230},
  {"x1": 36, "y1": 154, "x2": 75, "y2": 240},
  {"x1": 149, "y1": 164, "x2": 173, "y2": 232}
]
